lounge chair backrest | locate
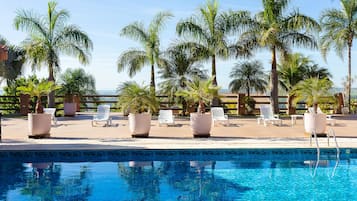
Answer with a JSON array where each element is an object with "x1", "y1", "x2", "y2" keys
[
  {"x1": 96, "y1": 105, "x2": 110, "y2": 119},
  {"x1": 308, "y1": 107, "x2": 323, "y2": 114},
  {"x1": 159, "y1": 110, "x2": 173, "y2": 119},
  {"x1": 260, "y1": 105, "x2": 273, "y2": 119},
  {"x1": 211, "y1": 107, "x2": 225, "y2": 119},
  {"x1": 44, "y1": 108, "x2": 56, "y2": 116}
]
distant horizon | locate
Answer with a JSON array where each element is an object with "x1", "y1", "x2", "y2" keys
[{"x1": 1, "y1": 0, "x2": 356, "y2": 90}]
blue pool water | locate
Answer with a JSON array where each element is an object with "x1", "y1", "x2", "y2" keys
[{"x1": 0, "y1": 148, "x2": 356, "y2": 201}]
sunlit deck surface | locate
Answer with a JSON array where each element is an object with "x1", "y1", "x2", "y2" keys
[{"x1": 1, "y1": 112, "x2": 357, "y2": 150}]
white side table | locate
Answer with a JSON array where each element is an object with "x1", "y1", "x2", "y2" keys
[{"x1": 290, "y1": 114, "x2": 304, "y2": 126}]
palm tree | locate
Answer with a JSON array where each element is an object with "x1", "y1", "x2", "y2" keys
[
  {"x1": 176, "y1": 77, "x2": 220, "y2": 113},
  {"x1": 320, "y1": 0, "x2": 357, "y2": 113},
  {"x1": 158, "y1": 45, "x2": 207, "y2": 113},
  {"x1": 117, "y1": 81, "x2": 159, "y2": 114},
  {"x1": 291, "y1": 77, "x2": 333, "y2": 114},
  {"x1": 14, "y1": 1, "x2": 93, "y2": 107},
  {"x1": 239, "y1": 0, "x2": 320, "y2": 113},
  {"x1": 117, "y1": 11, "x2": 173, "y2": 95},
  {"x1": 0, "y1": 38, "x2": 26, "y2": 85},
  {"x1": 229, "y1": 60, "x2": 268, "y2": 97},
  {"x1": 176, "y1": 0, "x2": 251, "y2": 87},
  {"x1": 17, "y1": 80, "x2": 60, "y2": 113},
  {"x1": 57, "y1": 68, "x2": 96, "y2": 97},
  {"x1": 278, "y1": 53, "x2": 331, "y2": 92}
]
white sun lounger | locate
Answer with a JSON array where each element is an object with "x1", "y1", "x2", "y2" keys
[
  {"x1": 211, "y1": 107, "x2": 229, "y2": 126},
  {"x1": 92, "y1": 105, "x2": 112, "y2": 127},
  {"x1": 158, "y1": 110, "x2": 175, "y2": 126},
  {"x1": 257, "y1": 105, "x2": 282, "y2": 126},
  {"x1": 44, "y1": 108, "x2": 57, "y2": 125}
]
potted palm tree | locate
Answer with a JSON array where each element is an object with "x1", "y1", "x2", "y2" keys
[
  {"x1": 117, "y1": 82, "x2": 159, "y2": 137},
  {"x1": 290, "y1": 77, "x2": 333, "y2": 135},
  {"x1": 58, "y1": 68, "x2": 97, "y2": 116},
  {"x1": 177, "y1": 77, "x2": 220, "y2": 137},
  {"x1": 17, "y1": 80, "x2": 60, "y2": 138}
]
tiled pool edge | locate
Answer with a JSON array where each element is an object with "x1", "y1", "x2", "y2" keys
[{"x1": 0, "y1": 148, "x2": 355, "y2": 163}]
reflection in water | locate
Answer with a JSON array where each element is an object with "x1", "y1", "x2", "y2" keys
[
  {"x1": 0, "y1": 162, "x2": 27, "y2": 200},
  {"x1": 0, "y1": 159, "x2": 349, "y2": 200},
  {"x1": 161, "y1": 161, "x2": 251, "y2": 201},
  {"x1": 118, "y1": 161, "x2": 160, "y2": 201},
  {"x1": 20, "y1": 162, "x2": 91, "y2": 201}
]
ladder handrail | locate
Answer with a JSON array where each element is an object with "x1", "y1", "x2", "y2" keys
[
  {"x1": 327, "y1": 127, "x2": 340, "y2": 160},
  {"x1": 311, "y1": 130, "x2": 320, "y2": 177}
]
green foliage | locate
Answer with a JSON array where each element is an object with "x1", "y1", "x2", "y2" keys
[
  {"x1": 1, "y1": 76, "x2": 40, "y2": 114},
  {"x1": 117, "y1": 82, "x2": 159, "y2": 114},
  {"x1": 290, "y1": 77, "x2": 334, "y2": 113},
  {"x1": 320, "y1": 0, "x2": 357, "y2": 111},
  {"x1": 14, "y1": 0, "x2": 93, "y2": 107},
  {"x1": 176, "y1": 77, "x2": 220, "y2": 113},
  {"x1": 158, "y1": 44, "x2": 208, "y2": 107},
  {"x1": 242, "y1": 96, "x2": 256, "y2": 114},
  {"x1": 239, "y1": 0, "x2": 320, "y2": 112},
  {"x1": 57, "y1": 68, "x2": 96, "y2": 95},
  {"x1": 17, "y1": 80, "x2": 60, "y2": 113},
  {"x1": 176, "y1": 0, "x2": 251, "y2": 86},
  {"x1": 0, "y1": 37, "x2": 26, "y2": 85},
  {"x1": 278, "y1": 53, "x2": 331, "y2": 92},
  {"x1": 229, "y1": 60, "x2": 268, "y2": 96},
  {"x1": 118, "y1": 11, "x2": 173, "y2": 93}
]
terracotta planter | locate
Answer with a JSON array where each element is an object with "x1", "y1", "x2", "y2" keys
[
  {"x1": 190, "y1": 113, "x2": 212, "y2": 137},
  {"x1": 28, "y1": 113, "x2": 51, "y2": 138},
  {"x1": 304, "y1": 113, "x2": 326, "y2": 134},
  {"x1": 64, "y1": 102, "x2": 76, "y2": 116},
  {"x1": 73, "y1": 95, "x2": 81, "y2": 112},
  {"x1": 128, "y1": 113, "x2": 151, "y2": 137}
]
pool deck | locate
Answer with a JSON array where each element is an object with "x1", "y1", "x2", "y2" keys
[{"x1": 1, "y1": 112, "x2": 357, "y2": 150}]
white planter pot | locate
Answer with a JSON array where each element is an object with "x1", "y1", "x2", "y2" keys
[
  {"x1": 304, "y1": 113, "x2": 326, "y2": 134},
  {"x1": 28, "y1": 113, "x2": 51, "y2": 138},
  {"x1": 190, "y1": 113, "x2": 212, "y2": 137},
  {"x1": 128, "y1": 113, "x2": 151, "y2": 137}
]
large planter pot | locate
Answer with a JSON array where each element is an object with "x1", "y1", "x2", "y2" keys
[
  {"x1": 128, "y1": 113, "x2": 151, "y2": 138},
  {"x1": 190, "y1": 113, "x2": 212, "y2": 137},
  {"x1": 28, "y1": 113, "x2": 51, "y2": 138},
  {"x1": 73, "y1": 95, "x2": 81, "y2": 112},
  {"x1": 304, "y1": 113, "x2": 326, "y2": 134},
  {"x1": 64, "y1": 102, "x2": 76, "y2": 116}
]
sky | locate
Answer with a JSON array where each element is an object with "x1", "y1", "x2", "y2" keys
[{"x1": 0, "y1": 0, "x2": 352, "y2": 90}]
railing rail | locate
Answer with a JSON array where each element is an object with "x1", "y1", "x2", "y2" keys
[{"x1": 0, "y1": 93, "x2": 340, "y2": 115}]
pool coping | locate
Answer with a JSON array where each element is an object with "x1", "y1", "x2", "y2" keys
[{"x1": 1, "y1": 137, "x2": 357, "y2": 151}]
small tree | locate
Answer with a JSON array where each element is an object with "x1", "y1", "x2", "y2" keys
[
  {"x1": 290, "y1": 77, "x2": 333, "y2": 114},
  {"x1": 117, "y1": 82, "x2": 159, "y2": 114},
  {"x1": 17, "y1": 80, "x2": 60, "y2": 113},
  {"x1": 176, "y1": 77, "x2": 220, "y2": 113}
]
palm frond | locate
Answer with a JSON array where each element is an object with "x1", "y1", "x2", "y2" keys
[{"x1": 117, "y1": 49, "x2": 148, "y2": 77}]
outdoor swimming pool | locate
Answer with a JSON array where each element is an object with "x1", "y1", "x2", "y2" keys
[{"x1": 0, "y1": 148, "x2": 356, "y2": 200}]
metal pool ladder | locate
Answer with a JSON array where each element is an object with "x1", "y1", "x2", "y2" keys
[{"x1": 309, "y1": 128, "x2": 340, "y2": 177}]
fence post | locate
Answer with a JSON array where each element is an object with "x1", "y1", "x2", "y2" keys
[
  {"x1": 335, "y1": 93, "x2": 343, "y2": 114},
  {"x1": 238, "y1": 93, "x2": 246, "y2": 115},
  {"x1": 20, "y1": 94, "x2": 30, "y2": 115}
]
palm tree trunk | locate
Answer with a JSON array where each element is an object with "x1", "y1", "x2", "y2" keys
[
  {"x1": 270, "y1": 47, "x2": 279, "y2": 114},
  {"x1": 212, "y1": 54, "x2": 217, "y2": 86},
  {"x1": 211, "y1": 54, "x2": 220, "y2": 106},
  {"x1": 150, "y1": 64, "x2": 156, "y2": 95},
  {"x1": 348, "y1": 43, "x2": 352, "y2": 114},
  {"x1": 48, "y1": 64, "x2": 55, "y2": 108}
]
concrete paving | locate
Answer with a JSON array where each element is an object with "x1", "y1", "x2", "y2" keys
[{"x1": 1, "y1": 112, "x2": 357, "y2": 150}]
